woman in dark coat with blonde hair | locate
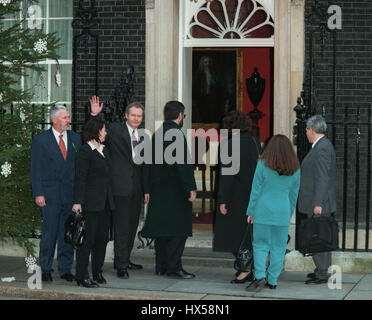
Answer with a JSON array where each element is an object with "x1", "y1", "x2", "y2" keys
[{"x1": 213, "y1": 110, "x2": 261, "y2": 283}]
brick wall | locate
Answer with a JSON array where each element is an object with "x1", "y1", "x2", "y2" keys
[
  {"x1": 304, "y1": 0, "x2": 372, "y2": 226},
  {"x1": 72, "y1": 0, "x2": 146, "y2": 131},
  {"x1": 70, "y1": 0, "x2": 372, "y2": 228}
]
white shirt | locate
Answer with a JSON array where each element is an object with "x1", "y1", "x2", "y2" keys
[
  {"x1": 52, "y1": 127, "x2": 68, "y2": 152},
  {"x1": 88, "y1": 140, "x2": 105, "y2": 157},
  {"x1": 312, "y1": 135, "x2": 324, "y2": 149},
  {"x1": 126, "y1": 122, "x2": 139, "y2": 159}
]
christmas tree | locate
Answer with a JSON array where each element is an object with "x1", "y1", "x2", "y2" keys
[{"x1": 0, "y1": 0, "x2": 60, "y2": 255}]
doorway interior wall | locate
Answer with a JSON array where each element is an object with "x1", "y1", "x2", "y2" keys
[
  {"x1": 179, "y1": 0, "x2": 275, "y2": 229},
  {"x1": 179, "y1": 0, "x2": 275, "y2": 135},
  {"x1": 241, "y1": 47, "x2": 273, "y2": 143}
]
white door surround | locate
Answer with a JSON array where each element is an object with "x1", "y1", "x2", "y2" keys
[{"x1": 145, "y1": 0, "x2": 305, "y2": 138}]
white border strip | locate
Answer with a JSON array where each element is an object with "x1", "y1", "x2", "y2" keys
[{"x1": 183, "y1": 37, "x2": 274, "y2": 47}]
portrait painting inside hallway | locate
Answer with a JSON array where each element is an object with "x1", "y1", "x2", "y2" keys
[{"x1": 192, "y1": 50, "x2": 237, "y2": 124}]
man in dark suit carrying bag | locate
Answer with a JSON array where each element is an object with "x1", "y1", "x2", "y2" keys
[
  {"x1": 90, "y1": 96, "x2": 150, "y2": 279},
  {"x1": 30, "y1": 105, "x2": 82, "y2": 282},
  {"x1": 298, "y1": 115, "x2": 337, "y2": 285}
]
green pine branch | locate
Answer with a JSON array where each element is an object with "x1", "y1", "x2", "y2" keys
[{"x1": 0, "y1": 0, "x2": 62, "y2": 257}]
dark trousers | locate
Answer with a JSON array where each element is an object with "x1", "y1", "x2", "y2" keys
[
  {"x1": 155, "y1": 237, "x2": 187, "y2": 273},
  {"x1": 40, "y1": 203, "x2": 74, "y2": 276},
  {"x1": 112, "y1": 195, "x2": 141, "y2": 269},
  {"x1": 75, "y1": 203, "x2": 110, "y2": 280}
]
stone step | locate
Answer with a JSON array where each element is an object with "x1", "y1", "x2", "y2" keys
[
  {"x1": 2, "y1": 228, "x2": 372, "y2": 273},
  {"x1": 131, "y1": 247, "x2": 234, "y2": 269}
]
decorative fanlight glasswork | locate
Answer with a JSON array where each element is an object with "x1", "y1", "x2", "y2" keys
[
  {"x1": 190, "y1": 0, "x2": 215, "y2": 2},
  {"x1": 188, "y1": 0, "x2": 274, "y2": 39}
]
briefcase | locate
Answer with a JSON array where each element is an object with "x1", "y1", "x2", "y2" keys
[
  {"x1": 298, "y1": 215, "x2": 339, "y2": 256},
  {"x1": 64, "y1": 211, "x2": 86, "y2": 249}
]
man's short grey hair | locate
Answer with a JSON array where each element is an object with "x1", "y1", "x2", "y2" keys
[
  {"x1": 50, "y1": 105, "x2": 68, "y2": 119},
  {"x1": 306, "y1": 115, "x2": 327, "y2": 134},
  {"x1": 125, "y1": 101, "x2": 144, "y2": 114}
]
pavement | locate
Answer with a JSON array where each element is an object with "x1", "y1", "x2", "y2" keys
[{"x1": 0, "y1": 247, "x2": 371, "y2": 301}]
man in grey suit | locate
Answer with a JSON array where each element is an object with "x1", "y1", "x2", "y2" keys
[{"x1": 298, "y1": 115, "x2": 337, "y2": 285}]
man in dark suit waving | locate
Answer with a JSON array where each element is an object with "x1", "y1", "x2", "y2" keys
[
  {"x1": 298, "y1": 115, "x2": 337, "y2": 285},
  {"x1": 30, "y1": 105, "x2": 82, "y2": 282},
  {"x1": 90, "y1": 96, "x2": 149, "y2": 279}
]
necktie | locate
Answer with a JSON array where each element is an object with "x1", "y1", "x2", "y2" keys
[
  {"x1": 132, "y1": 131, "x2": 139, "y2": 149},
  {"x1": 132, "y1": 131, "x2": 140, "y2": 160},
  {"x1": 59, "y1": 134, "x2": 67, "y2": 160}
]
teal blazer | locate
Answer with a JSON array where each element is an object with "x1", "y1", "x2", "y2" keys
[{"x1": 246, "y1": 160, "x2": 300, "y2": 227}]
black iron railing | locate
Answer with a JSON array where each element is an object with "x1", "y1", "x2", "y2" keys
[{"x1": 294, "y1": 0, "x2": 372, "y2": 252}]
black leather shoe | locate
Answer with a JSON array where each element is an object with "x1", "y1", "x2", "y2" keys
[
  {"x1": 128, "y1": 262, "x2": 143, "y2": 270},
  {"x1": 61, "y1": 273, "x2": 75, "y2": 282},
  {"x1": 230, "y1": 272, "x2": 254, "y2": 284},
  {"x1": 264, "y1": 282, "x2": 277, "y2": 289},
  {"x1": 246, "y1": 278, "x2": 266, "y2": 291},
  {"x1": 42, "y1": 273, "x2": 53, "y2": 282},
  {"x1": 167, "y1": 269, "x2": 195, "y2": 279},
  {"x1": 76, "y1": 278, "x2": 99, "y2": 288},
  {"x1": 305, "y1": 277, "x2": 328, "y2": 285},
  {"x1": 307, "y1": 272, "x2": 316, "y2": 279},
  {"x1": 117, "y1": 268, "x2": 129, "y2": 279},
  {"x1": 93, "y1": 273, "x2": 107, "y2": 284}
]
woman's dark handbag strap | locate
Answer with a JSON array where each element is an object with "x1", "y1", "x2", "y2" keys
[
  {"x1": 234, "y1": 222, "x2": 254, "y2": 272},
  {"x1": 238, "y1": 222, "x2": 253, "y2": 251}
]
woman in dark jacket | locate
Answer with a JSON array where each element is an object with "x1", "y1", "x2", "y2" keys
[
  {"x1": 213, "y1": 111, "x2": 261, "y2": 283},
  {"x1": 72, "y1": 119, "x2": 115, "y2": 288}
]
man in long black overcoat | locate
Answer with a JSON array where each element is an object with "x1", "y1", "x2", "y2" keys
[{"x1": 142, "y1": 101, "x2": 197, "y2": 279}]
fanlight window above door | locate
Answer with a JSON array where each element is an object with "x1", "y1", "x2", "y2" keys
[{"x1": 187, "y1": 0, "x2": 274, "y2": 40}]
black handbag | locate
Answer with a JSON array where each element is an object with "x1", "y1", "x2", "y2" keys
[
  {"x1": 298, "y1": 215, "x2": 339, "y2": 256},
  {"x1": 234, "y1": 223, "x2": 254, "y2": 272},
  {"x1": 64, "y1": 210, "x2": 87, "y2": 249}
]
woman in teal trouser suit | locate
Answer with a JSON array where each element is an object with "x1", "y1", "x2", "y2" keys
[{"x1": 246, "y1": 135, "x2": 300, "y2": 289}]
